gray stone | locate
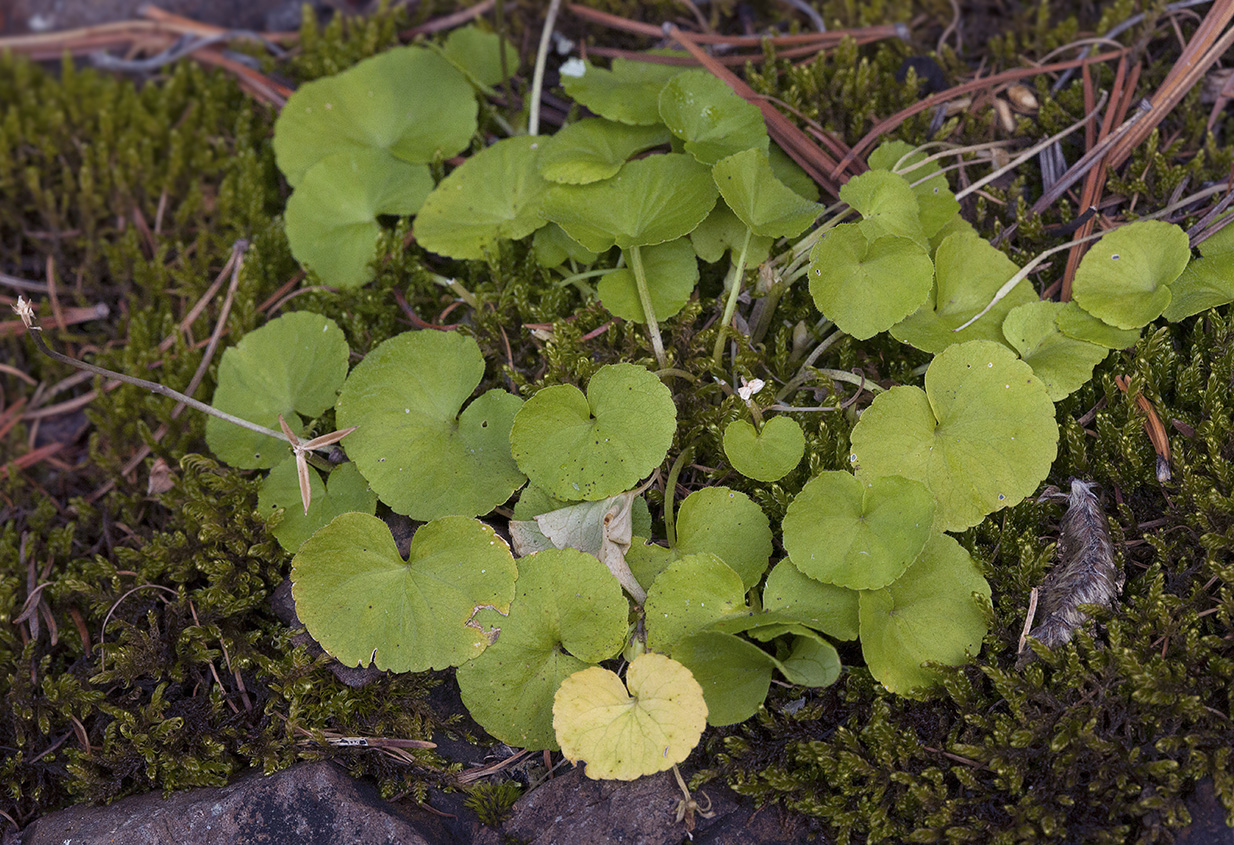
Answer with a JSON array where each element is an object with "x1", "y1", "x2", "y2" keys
[{"x1": 17, "y1": 762, "x2": 430, "y2": 845}]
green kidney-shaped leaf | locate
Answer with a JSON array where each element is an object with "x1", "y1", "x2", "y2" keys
[
  {"x1": 1053, "y1": 301, "x2": 1142, "y2": 349},
  {"x1": 711, "y1": 148, "x2": 821, "y2": 238},
  {"x1": 554, "y1": 653, "x2": 708, "y2": 780},
  {"x1": 670, "y1": 630, "x2": 775, "y2": 726},
  {"x1": 1001, "y1": 301, "x2": 1110, "y2": 401},
  {"x1": 762, "y1": 559, "x2": 859, "y2": 641},
  {"x1": 273, "y1": 46, "x2": 476, "y2": 187},
  {"x1": 291, "y1": 513, "x2": 517, "y2": 672},
  {"x1": 207, "y1": 311, "x2": 350, "y2": 469},
  {"x1": 782, "y1": 471, "x2": 935, "y2": 590},
  {"x1": 867, "y1": 140, "x2": 960, "y2": 239},
  {"x1": 1071, "y1": 220, "x2": 1189, "y2": 329},
  {"x1": 335, "y1": 330, "x2": 525, "y2": 520},
  {"x1": 658, "y1": 70, "x2": 769, "y2": 165},
  {"x1": 858, "y1": 533, "x2": 991, "y2": 697},
  {"x1": 511, "y1": 363, "x2": 676, "y2": 501},
  {"x1": 1164, "y1": 220, "x2": 1234, "y2": 321},
  {"x1": 849, "y1": 340, "x2": 1057, "y2": 532},
  {"x1": 890, "y1": 230, "x2": 1036, "y2": 353},
  {"x1": 456, "y1": 548, "x2": 629, "y2": 750},
  {"x1": 543, "y1": 153, "x2": 718, "y2": 252},
  {"x1": 537, "y1": 119, "x2": 671, "y2": 184},
  {"x1": 259, "y1": 458, "x2": 377, "y2": 553},
  {"x1": 285, "y1": 149, "x2": 433, "y2": 289},
  {"x1": 598, "y1": 239, "x2": 698, "y2": 323},
  {"x1": 644, "y1": 553, "x2": 747, "y2": 654},
  {"x1": 722, "y1": 415, "x2": 805, "y2": 482},
  {"x1": 560, "y1": 57, "x2": 685, "y2": 126},
  {"x1": 840, "y1": 169, "x2": 927, "y2": 246},
  {"x1": 414, "y1": 136, "x2": 551, "y2": 260},
  {"x1": 675, "y1": 486, "x2": 772, "y2": 590},
  {"x1": 809, "y1": 223, "x2": 933, "y2": 340}
]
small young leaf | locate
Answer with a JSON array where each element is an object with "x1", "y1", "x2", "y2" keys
[
  {"x1": 711, "y1": 148, "x2": 822, "y2": 238},
  {"x1": 849, "y1": 340, "x2": 1057, "y2": 532},
  {"x1": 543, "y1": 153, "x2": 717, "y2": 252},
  {"x1": 781, "y1": 471, "x2": 935, "y2": 590},
  {"x1": 537, "y1": 119, "x2": 671, "y2": 184},
  {"x1": 285, "y1": 149, "x2": 433, "y2": 288},
  {"x1": 532, "y1": 222, "x2": 599, "y2": 269},
  {"x1": 414, "y1": 136, "x2": 551, "y2": 260},
  {"x1": 553, "y1": 653, "x2": 707, "y2": 780},
  {"x1": 510, "y1": 363, "x2": 676, "y2": 501},
  {"x1": 258, "y1": 459, "x2": 376, "y2": 553},
  {"x1": 722, "y1": 415, "x2": 805, "y2": 482},
  {"x1": 779, "y1": 631, "x2": 842, "y2": 688},
  {"x1": 809, "y1": 223, "x2": 933, "y2": 340},
  {"x1": 291, "y1": 513, "x2": 517, "y2": 672},
  {"x1": 273, "y1": 46, "x2": 476, "y2": 187},
  {"x1": 867, "y1": 140, "x2": 960, "y2": 238},
  {"x1": 891, "y1": 230, "x2": 1036, "y2": 353},
  {"x1": 858, "y1": 533, "x2": 991, "y2": 697},
  {"x1": 440, "y1": 25, "x2": 518, "y2": 89},
  {"x1": 598, "y1": 238, "x2": 698, "y2": 323},
  {"x1": 1071, "y1": 220, "x2": 1189, "y2": 329},
  {"x1": 334, "y1": 330, "x2": 525, "y2": 520},
  {"x1": 457, "y1": 548, "x2": 629, "y2": 750},
  {"x1": 207, "y1": 311, "x2": 350, "y2": 469},
  {"x1": 561, "y1": 57, "x2": 685, "y2": 126},
  {"x1": 1001, "y1": 301, "x2": 1110, "y2": 400},
  {"x1": 839, "y1": 169, "x2": 927, "y2": 246},
  {"x1": 658, "y1": 70, "x2": 769, "y2": 165}
]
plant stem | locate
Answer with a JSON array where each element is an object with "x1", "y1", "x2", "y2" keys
[
  {"x1": 663, "y1": 446, "x2": 693, "y2": 549},
  {"x1": 712, "y1": 228, "x2": 754, "y2": 365},
  {"x1": 627, "y1": 245, "x2": 667, "y2": 368},
  {"x1": 527, "y1": 0, "x2": 563, "y2": 137},
  {"x1": 427, "y1": 272, "x2": 480, "y2": 310},
  {"x1": 26, "y1": 326, "x2": 291, "y2": 444}
]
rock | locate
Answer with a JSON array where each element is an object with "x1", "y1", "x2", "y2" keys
[
  {"x1": 473, "y1": 767, "x2": 793, "y2": 845},
  {"x1": 16, "y1": 762, "x2": 432, "y2": 845},
  {"x1": 1176, "y1": 777, "x2": 1234, "y2": 844}
]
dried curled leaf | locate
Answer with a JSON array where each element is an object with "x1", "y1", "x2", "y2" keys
[{"x1": 1023, "y1": 479, "x2": 1122, "y2": 655}]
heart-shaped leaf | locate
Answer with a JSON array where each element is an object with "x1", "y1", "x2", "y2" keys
[
  {"x1": 674, "y1": 486, "x2": 772, "y2": 590},
  {"x1": 273, "y1": 46, "x2": 476, "y2": 187},
  {"x1": 560, "y1": 57, "x2": 685, "y2": 126},
  {"x1": 722, "y1": 415, "x2": 805, "y2": 482},
  {"x1": 840, "y1": 169, "x2": 927, "y2": 246},
  {"x1": 658, "y1": 70, "x2": 768, "y2": 165},
  {"x1": 291, "y1": 513, "x2": 517, "y2": 672},
  {"x1": 849, "y1": 340, "x2": 1057, "y2": 531},
  {"x1": 553, "y1": 653, "x2": 707, "y2": 780},
  {"x1": 644, "y1": 553, "x2": 747, "y2": 654},
  {"x1": 206, "y1": 311, "x2": 350, "y2": 469},
  {"x1": 761, "y1": 559, "x2": 860, "y2": 641},
  {"x1": 867, "y1": 140, "x2": 960, "y2": 239},
  {"x1": 285, "y1": 149, "x2": 433, "y2": 288},
  {"x1": 543, "y1": 153, "x2": 717, "y2": 252},
  {"x1": 1071, "y1": 220, "x2": 1189, "y2": 329},
  {"x1": 598, "y1": 238, "x2": 698, "y2": 323},
  {"x1": 1001, "y1": 301, "x2": 1110, "y2": 400},
  {"x1": 809, "y1": 223, "x2": 933, "y2": 340},
  {"x1": 891, "y1": 230, "x2": 1036, "y2": 353},
  {"x1": 510, "y1": 363, "x2": 676, "y2": 501},
  {"x1": 711, "y1": 148, "x2": 821, "y2": 238},
  {"x1": 781, "y1": 471, "x2": 935, "y2": 590},
  {"x1": 414, "y1": 136, "x2": 551, "y2": 260},
  {"x1": 258, "y1": 458, "x2": 376, "y2": 553},
  {"x1": 334, "y1": 330, "x2": 525, "y2": 520},
  {"x1": 858, "y1": 533, "x2": 991, "y2": 696},
  {"x1": 457, "y1": 548, "x2": 629, "y2": 750},
  {"x1": 1164, "y1": 219, "x2": 1234, "y2": 321},
  {"x1": 537, "y1": 119, "x2": 671, "y2": 184},
  {"x1": 439, "y1": 25, "x2": 518, "y2": 90}
]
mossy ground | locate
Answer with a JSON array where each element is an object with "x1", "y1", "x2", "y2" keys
[{"x1": 1, "y1": 1, "x2": 1233, "y2": 841}]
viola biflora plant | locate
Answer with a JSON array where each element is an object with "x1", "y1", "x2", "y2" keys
[{"x1": 19, "y1": 34, "x2": 1234, "y2": 786}]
